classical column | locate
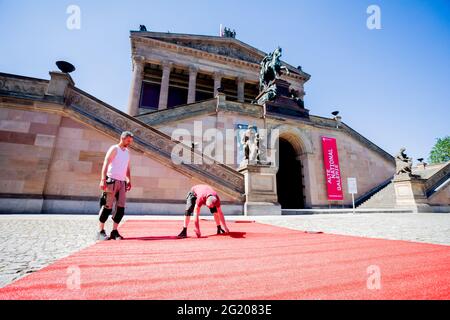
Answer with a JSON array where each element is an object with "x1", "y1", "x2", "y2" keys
[
  {"x1": 158, "y1": 61, "x2": 172, "y2": 110},
  {"x1": 187, "y1": 65, "x2": 198, "y2": 104},
  {"x1": 213, "y1": 71, "x2": 223, "y2": 97},
  {"x1": 237, "y1": 77, "x2": 245, "y2": 102},
  {"x1": 127, "y1": 55, "x2": 145, "y2": 116}
]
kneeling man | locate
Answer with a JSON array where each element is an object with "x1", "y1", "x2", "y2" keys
[{"x1": 178, "y1": 184, "x2": 230, "y2": 238}]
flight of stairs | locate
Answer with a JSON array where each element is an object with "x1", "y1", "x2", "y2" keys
[{"x1": 358, "y1": 182, "x2": 396, "y2": 209}]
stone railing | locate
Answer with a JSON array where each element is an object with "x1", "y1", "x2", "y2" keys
[
  {"x1": 425, "y1": 162, "x2": 450, "y2": 196},
  {"x1": 65, "y1": 87, "x2": 245, "y2": 197},
  {"x1": 0, "y1": 73, "x2": 48, "y2": 98}
]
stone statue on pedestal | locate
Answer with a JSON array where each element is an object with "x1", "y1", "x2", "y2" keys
[
  {"x1": 395, "y1": 147, "x2": 417, "y2": 177},
  {"x1": 241, "y1": 126, "x2": 259, "y2": 165}
]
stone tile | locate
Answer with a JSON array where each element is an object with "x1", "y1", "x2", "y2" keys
[
  {"x1": 60, "y1": 117, "x2": 85, "y2": 129},
  {"x1": 0, "y1": 130, "x2": 11, "y2": 143},
  {"x1": 79, "y1": 150, "x2": 104, "y2": 162},
  {"x1": 46, "y1": 114, "x2": 62, "y2": 125},
  {"x1": 157, "y1": 178, "x2": 182, "y2": 189},
  {"x1": 0, "y1": 108, "x2": 10, "y2": 120},
  {"x1": 72, "y1": 161, "x2": 93, "y2": 174},
  {"x1": 82, "y1": 128, "x2": 110, "y2": 141},
  {"x1": 132, "y1": 165, "x2": 151, "y2": 177},
  {"x1": 29, "y1": 123, "x2": 59, "y2": 135},
  {"x1": 0, "y1": 120, "x2": 31, "y2": 133},
  {"x1": 55, "y1": 137, "x2": 89, "y2": 150},
  {"x1": 5, "y1": 109, "x2": 25, "y2": 121},
  {"x1": 53, "y1": 148, "x2": 80, "y2": 161},
  {"x1": 34, "y1": 134, "x2": 56, "y2": 148},
  {"x1": 50, "y1": 159, "x2": 71, "y2": 172},
  {"x1": 7, "y1": 132, "x2": 36, "y2": 145},
  {"x1": 22, "y1": 179, "x2": 46, "y2": 194},
  {"x1": 0, "y1": 180, "x2": 25, "y2": 193},
  {"x1": 58, "y1": 127, "x2": 84, "y2": 139},
  {"x1": 22, "y1": 111, "x2": 49, "y2": 124}
]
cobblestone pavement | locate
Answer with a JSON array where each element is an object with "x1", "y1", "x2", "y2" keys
[
  {"x1": 0, "y1": 213, "x2": 449, "y2": 288},
  {"x1": 252, "y1": 213, "x2": 450, "y2": 246},
  {"x1": 0, "y1": 215, "x2": 99, "y2": 288}
]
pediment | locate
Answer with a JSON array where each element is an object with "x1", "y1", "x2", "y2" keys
[{"x1": 132, "y1": 31, "x2": 266, "y2": 64}]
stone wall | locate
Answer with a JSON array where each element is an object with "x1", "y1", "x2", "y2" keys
[
  {"x1": 306, "y1": 126, "x2": 395, "y2": 207},
  {"x1": 0, "y1": 106, "x2": 242, "y2": 215},
  {"x1": 154, "y1": 108, "x2": 396, "y2": 208},
  {"x1": 156, "y1": 112, "x2": 265, "y2": 169}
]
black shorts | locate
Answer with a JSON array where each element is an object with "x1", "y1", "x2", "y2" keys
[{"x1": 184, "y1": 191, "x2": 217, "y2": 216}]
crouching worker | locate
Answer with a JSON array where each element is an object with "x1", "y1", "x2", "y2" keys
[
  {"x1": 178, "y1": 184, "x2": 230, "y2": 238},
  {"x1": 97, "y1": 131, "x2": 134, "y2": 241}
]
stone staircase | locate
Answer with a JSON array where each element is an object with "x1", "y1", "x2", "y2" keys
[
  {"x1": 64, "y1": 87, "x2": 245, "y2": 200},
  {"x1": 358, "y1": 161, "x2": 450, "y2": 209},
  {"x1": 0, "y1": 72, "x2": 245, "y2": 201},
  {"x1": 358, "y1": 182, "x2": 396, "y2": 209}
]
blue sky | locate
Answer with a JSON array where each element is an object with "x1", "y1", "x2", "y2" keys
[{"x1": 1, "y1": 0, "x2": 449, "y2": 161}]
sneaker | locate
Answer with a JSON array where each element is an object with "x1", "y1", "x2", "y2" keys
[
  {"x1": 217, "y1": 226, "x2": 226, "y2": 235},
  {"x1": 97, "y1": 230, "x2": 109, "y2": 241},
  {"x1": 178, "y1": 229, "x2": 187, "y2": 239},
  {"x1": 110, "y1": 230, "x2": 124, "y2": 240}
]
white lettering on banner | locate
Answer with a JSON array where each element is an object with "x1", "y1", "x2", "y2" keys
[{"x1": 326, "y1": 148, "x2": 342, "y2": 191}]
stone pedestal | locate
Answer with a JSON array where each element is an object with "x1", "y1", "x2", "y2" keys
[
  {"x1": 46, "y1": 71, "x2": 74, "y2": 97},
  {"x1": 256, "y1": 78, "x2": 310, "y2": 119},
  {"x1": 393, "y1": 174, "x2": 431, "y2": 212},
  {"x1": 238, "y1": 163, "x2": 281, "y2": 216}
]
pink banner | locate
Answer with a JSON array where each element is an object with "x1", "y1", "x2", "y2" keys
[{"x1": 321, "y1": 137, "x2": 344, "y2": 201}]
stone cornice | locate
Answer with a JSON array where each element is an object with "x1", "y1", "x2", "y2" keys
[
  {"x1": 0, "y1": 72, "x2": 49, "y2": 98},
  {"x1": 131, "y1": 34, "x2": 310, "y2": 82}
]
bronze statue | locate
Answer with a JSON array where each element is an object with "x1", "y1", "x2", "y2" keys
[
  {"x1": 259, "y1": 47, "x2": 290, "y2": 91},
  {"x1": 395, "y1": 147, "x2": 414, "y2": 176},
  {"x1": 222, "y1": 27, "x2": 236, "y2": 38}
]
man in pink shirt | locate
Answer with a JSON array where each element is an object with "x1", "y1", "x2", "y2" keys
[{"x1": 178, "y1": 184, "x2": 230, "y2": 238}]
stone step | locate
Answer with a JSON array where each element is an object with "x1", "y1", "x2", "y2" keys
[{"x1": 358, "y1": 182, "x2": 396, "y2": 208}]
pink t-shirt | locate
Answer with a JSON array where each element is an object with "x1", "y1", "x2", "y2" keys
[{"x1": 191, "y1": 184, "x2": 221, "y2": 207}]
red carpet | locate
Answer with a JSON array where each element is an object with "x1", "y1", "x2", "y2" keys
[{"x1": 1, "y1": 219, "x2": 449, "y2": 300}]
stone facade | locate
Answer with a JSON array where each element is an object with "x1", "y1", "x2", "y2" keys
[
  {"x1": 0, "y1": 105, "x2": 241, "y2": 214},
  {"x1": 138, "y1": 97, "x2": 396, "y2": 208},
  {"x1": 0, "y1": 70, "x2": 246, "y2": 215},
  {"x1": 128, "y1": 31, "x2": 309, "y2": 116},
  {"x1": 1, "y1": 30, "x2": 447, "y2": 214}
]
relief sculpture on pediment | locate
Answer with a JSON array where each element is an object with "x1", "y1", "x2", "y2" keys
[{"x1": 163, "y1": 39, "x2": 262, "y2": 64}]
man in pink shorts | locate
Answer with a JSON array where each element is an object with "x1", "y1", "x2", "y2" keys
[{"x1": 178, "y1": 184, "x2": 230, "y2": 238}]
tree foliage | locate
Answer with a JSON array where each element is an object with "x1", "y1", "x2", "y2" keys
[{"x1": 429, "y1": 136, "x2": 450, "y2": 164}]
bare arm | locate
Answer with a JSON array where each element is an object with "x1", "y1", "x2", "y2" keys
[
  {"x1": 193, "y1": 204, "x2": 201, "y2": 237},
  {"x1": 126, "y1": 162, "x2": 132, "y2": 191},
  {"x1": 217, "y1": 206, "x2": 229, "y2": 233}
]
